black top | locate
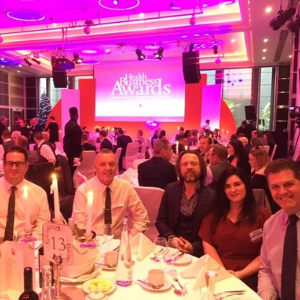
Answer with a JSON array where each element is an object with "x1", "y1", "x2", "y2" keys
[
  {"x1": 45, "y1": 121, "x2": 59, "y2": 143},
  {"x1": 251, "y1": 173, "x2": 281, "y2": 214},
  {"x1": 138, "y1": 156, "x2": 177, "y2": 190},
  {"x1": 63, "y1": 118, "x2": 82, "y2": 157},
  {"x1": 228, "y1": 155, "x2": 251, "y2": 176},
  {"x1": 0, "y1": 122, "x2": 6, "y2": 144},
  {"x1": 236, "y1": 124, "x2": 255, "y2": 141},
  {"x1": 82, "y1": 142, "x2": 97, "y2": 152},
  {"x1": 100, "y1": 138, "x2": 113, "y2": 151}
]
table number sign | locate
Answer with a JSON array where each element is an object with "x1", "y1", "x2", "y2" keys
[{"x1": 43, "y1": 222, "x2": 73, "y2": 265}]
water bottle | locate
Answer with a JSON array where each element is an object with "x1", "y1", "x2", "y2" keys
[
  {"x1": 115, "y1": 218, "x2": 132, "y2": 286},
  {"x1": 40, "y1": 265, "x2": 54, "y2": 300}
]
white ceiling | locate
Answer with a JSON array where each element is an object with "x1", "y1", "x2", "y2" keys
[{"x1": 0, "y1": 0, "x2": 296, "y2": 77}]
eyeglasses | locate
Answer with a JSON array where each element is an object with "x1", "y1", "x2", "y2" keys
[{"x1": 4, "y1": 161, "x2": 26, "y2": 168}]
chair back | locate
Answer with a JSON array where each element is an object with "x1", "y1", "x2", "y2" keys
[
  {"x1": 252, "y1": 188, "x2": 271, "y2": 213},
  {"x1": 115, "y1": 147, "x2": 122, "y2": 175},
  {"x1": 132, "y1": 158, "x2": 148, "y2": 170},
  {"x1": 76, "y1": 151, "x2": 96, "y2": 179},
  {"x1": 134, "y1": 186, "x2": 164, "y2": 241},
  {"x1": 138, "y1": 141, "x2": 147, "y2": 159},
  {"x1": 122, "y1": 142, "x2": 139, "y2": 169},
  {"x1": 270, "y1": 144, "x2": 277, "y2": 160}
]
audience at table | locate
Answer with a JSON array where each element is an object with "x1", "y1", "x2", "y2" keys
[
  {"x1": 0, "y1": 115, "x2": 7, "y2": 144},
  {"x1": 29, "y1": 117, "x2": 43, "y2": 143},
  {"x1": 99, "y1": 130, "x2": 113, "y2": 151},
  {"x1": 198, "y1": 135, "x2": 213, "y2": 165},
  {"x1": 72, "y1": 149, "x2": 149, "y2": 239},
  {"x1": 187, "y1": 129, "x2": 199, "y2": 146},
  {"x1": 138, "y1": 139, "x2": 177, "y2": 190},
  {"x1": 33, "y1": 131, "x2": 56, "y2": 166},
  {"x1": 15, "y1": 135, "x2": 39, "y2": 164},
  {"x1": 134, "y1": 129, "x2": 145, "y2": 152},
  {"x1": 258, "y1": 159, "x2": 300, "y2": 300},
  {"x1": 227, "y1": 139, "x2": 251, "y2": 175},
  {"x1": 0, "y1": 129, "x2": 15, "y2": 160},
  {"x1": 116, "y1": 128, "x2": 133, "y2": 171},
  {"x1": 18, "y1": 118, "x2": 30, "y2": 139},
  {"x1": 249, "y1": 146, "x2": 280, "y2": 214},
  {"x1": 81, "y1": 133, "x2": 97, "y2": 152},
  {"x1": 155, "y1": 150, "x2": 215, "y2": 257},
  {"x1": 158, "y1": 129, "x2": 167, "y2": 140},
  {"x1": 207, "y1": 144, "x2": 231, "y2": 190},
  {"x1": 0, "y1": 146, "x2": 50, "y2": 242},
  {"x1": 199, "y1": 167, "x2": 271, "y2": 291},
  {"x1": 151, "y1": 128, "x2": 160, "y2": 148},
  {"x1": 172, "y1": 133, "x2": 187, "y2": 154},
  {"x1": 263, "y1": 132, "x2": 275, "y2": 156},
  {"x1": 45, "y1": 115, "x2": 59, "y2": 143},
  {"x1": 236, "y1": 120, "x2": 256, "y2": 142}
]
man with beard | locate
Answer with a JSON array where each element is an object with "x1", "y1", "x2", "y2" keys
[{"x1": 155, "y1": 150, "x2": 215, "y2": 257}]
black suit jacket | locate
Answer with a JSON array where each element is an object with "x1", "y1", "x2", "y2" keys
[
  {"x1": 82, "y1": 142, "x2": 96, "y2": 152},
  {"x1": 155, "y1": 181, "x2": 215, "y2": 257},
  {"x1": 138, "y1": 156, "x2": 177, "y2": 190},
  {"x1": 100, "y1": 138, "x2": 113, "y2": 151},
  {"x1": 0, "y1": 122, "x2": 5, "y2": 144},
  {"x1": 117, "y1": 134, "x2": 133, "y2": 156}
]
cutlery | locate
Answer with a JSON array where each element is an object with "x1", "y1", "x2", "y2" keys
[
  {"x1": 214, "y1": 290, "x2": 246, "y2": 296},
  {"x1": 137, "y1": 279, "x2": 161, "y2": 289},
  {"x1": 171, "y1": 275, "x2": 184, "y2": 290},
  {"x1": 164, "y1": 250, "x2": 179, "y2": 262},
  {"x1": 214, "y1": 290, "x2": 246, "y2": 299},
  {"x1": 165, "y1": 252, "x2": 184, "y2": 263}
]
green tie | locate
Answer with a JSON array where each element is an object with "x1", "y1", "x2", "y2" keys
[{"x1": 4, "y1": 186, "x2": 17, "y2": 242}]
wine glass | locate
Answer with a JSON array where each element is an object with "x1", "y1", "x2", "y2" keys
[
  {"x1": 153, "y1": 237, "x2": 167, "y2": 269},
  {"x1": 204, "y1": 262, "x2": 220, "y2": 297},
  {"x1": 103, "y1": 224, "x2": 114, "y2": 251},
  {"x1": 165, "y1": 237, "x2": 178, "y2": 276}
]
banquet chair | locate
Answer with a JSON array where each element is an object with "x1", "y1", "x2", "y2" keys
[
  {"x1": 132, "y1": 158, "x2": 148, "y2": 170},
  {"x1": 252, "y1": 188, "x2": 271, "y2": 213},
  {"x1": 270, "y1": 144, "x2": 277, "y2": 160},
  {"x1": 138, "y1": 141, "x2": 147, "y2": 159},
  {"x1": 122, "y1": 142, "x2": 139, "y2": 170},
  {"x1": 115, "y1": 147, "x2": 122, "y2": 175},
  {"x1": 133, "y1": 186, "x2": 164, "y2": 241},
  {"x1": 73, "y1": 151, "x2": 96, "y2": 188}
]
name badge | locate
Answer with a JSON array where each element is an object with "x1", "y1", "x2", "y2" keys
[{"x1": 249, "y1": 228, "x2": 263, "y2": 242}]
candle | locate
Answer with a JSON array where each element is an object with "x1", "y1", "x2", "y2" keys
[
  {"x1": 185, "y1": 145, "x2": 188, "y2": 151},
  {"x1": 59, "y1": 130, "x2": 62, "y2": 141},
  {"x1": 23, "y1": 186, "x2": 31, "y2": 231},
  {"x1": 86, "y1": 191, "x2": 94, "y2": 236},
  {"x1": 177, "y1": 126, "x2": 180, "y2": 131},
  {"x1": 51, "y1": 174, "x2": 60, "y2": 222},
  {"x1": 108, "y1": 126, "x2": 110, "y2": 131},
  {"x1": 176, "y1": 141, "x2": 179, "y2": 155},
  {"x1": 226, "y1": 130, "x2": 229, "y2": 141}
]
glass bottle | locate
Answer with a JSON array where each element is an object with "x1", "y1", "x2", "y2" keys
[
  {"x1": 18, "y1": 267, "x2": 39, "y2": 300},
  {"x1": 115, "y1": 218, "x2": 132, "y2": 286},
  {"x1": 38, "y1": 247, "x2": 54, "y2": 288},
  {"x1": 40, "y1": 265, "x2": 54, "y2": 300}
]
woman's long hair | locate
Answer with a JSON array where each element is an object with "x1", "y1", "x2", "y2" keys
[
  {"x1": 210, "y1": 166, "x2": 257, "y2": 234},
  {"x1": 228, "y1": 139, "x2": 245, "y2": 158}
]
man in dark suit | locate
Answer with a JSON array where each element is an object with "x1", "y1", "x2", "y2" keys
[
  {"x1": 116, "y1": 128, "x2": 132, "y2": 171},
  {"x1": 81, "y1": 133, "x2": 96, "y2": 152},
  {"x1": 138, "y1": 139, "x2": 177, "y2": 190},
  {"x1": 29, "y1": 117, "x2": 43, "y2": 143},
  {"x1": 0, "y1": 116, "x2": 7, "y2": 144},
  {"x1": 207, "y1": 144, "x2": 231, "y2": 190},
  {"x1": 155, "y1": 150, "x2": 215, "y2": 257},
  {"x1": 99, "y1": 130, "x2": 113, "y2": 151},
  {"x1": 63, "y1": 107, "x2": 82, "y2": 175}
]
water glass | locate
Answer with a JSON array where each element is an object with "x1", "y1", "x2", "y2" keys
[
  {"x1": 153, "y1": 237, "x2": 167, "y2": 269},
  {"x1": 103, "y1": 224, "x2": 114, "y2": 251},
  {"x1": 204, "y1": 262, "x2": 220, "y2": 296}
]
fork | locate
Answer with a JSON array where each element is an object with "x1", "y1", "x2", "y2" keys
[{"x1": 171, "y1": 274, "x2": 184, "y2": 291}]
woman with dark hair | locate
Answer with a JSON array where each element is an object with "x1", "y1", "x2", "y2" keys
[
  {"x1": 227, "y1": 139, "x2": 251, "y2": 175},
  {"x1": 263, "y1": 132, "x2": 275, "y2": 156},
  {"x1": 249, "y1": 146, "x2": 280, "y2": 214},
  {"x1": 199, "y1": 167, "x2": 271, "y2": 291},
  {"x1": 158, "y1": 129, "x2": 167, "y2": 140}
]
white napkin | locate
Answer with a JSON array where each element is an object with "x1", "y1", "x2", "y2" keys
[
  {"x1": 180, "y1": 254, "x2": 231, "y2": 289},
  {"x1": 120, "y1": 168, "x2": 138, "y2": 185},
  {"x1": 130, "y1": 233, "x2": 155, "y2": 261}
]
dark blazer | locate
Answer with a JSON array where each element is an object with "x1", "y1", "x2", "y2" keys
[
  {"x1": 138, "y1": 156, "x2": 177, "y2": 190},
  {"x1": 155, "y1": 181, "x2": 215, "y2": 257},
  {"x1": 82, "y1": 142, "x2": 97, "y2": 152},
  {"x1": 116, "y1": 134, "x2": 132, "y2": 170},
  {"x1": 0, "y1": 122, "x2": 5, "y2": 144},
  {"x1": 100, "y1": 138, "x2": 113, "y2": 151}
]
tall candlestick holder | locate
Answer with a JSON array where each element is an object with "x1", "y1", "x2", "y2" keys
[{"x1": 77, "y1": 231, "x2": 97, "y2": 249}]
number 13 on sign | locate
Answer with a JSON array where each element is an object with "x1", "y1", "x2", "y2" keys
[{"x1": 42, "y1": 222, "x2": 73, "y2": 265}]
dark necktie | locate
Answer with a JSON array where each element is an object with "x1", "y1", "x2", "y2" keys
[
  {"x1": 104, "y1": 187, "x2": 112, "y2": 224},
  {"x1": 281, "y1": 214, "x2": 298, "y2": 300},
  {"x1": 4, "y1": 186, "x2": 17, "y2": 242}
]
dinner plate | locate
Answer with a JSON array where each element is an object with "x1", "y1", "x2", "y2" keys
[
  {"x1": 139, "y1": 277, "x2": 171, "y2": 292},
  {"x1": 173, "y1": 254, "x2": 192, "y2": 266},
  {"x1": 95, "y1": 263, "x2": 116, "y2": 271},
  {"x1": 59, "y1": 270, "x2": 99, "y2": 283},
  {"x1": 82, "y1": 278, "x2": 116, "y2": 295}
]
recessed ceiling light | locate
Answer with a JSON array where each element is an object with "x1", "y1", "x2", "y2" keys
[
  {"x1": 194, "y1": 33, "x2": 200, "y2": 37},
  {"x1": 19, "y1": 64, "x2": 22, "y2": 67},
  {"x1": 105, "y1": 49, "x2": 111, "y2": 54},
  {"x1": 82, "y1": 50, "x2": 98, "y2": 54},
  {"x1": 139, "y1": 12, "x2": 144, "y2": 18},
  {"x1": 289, "y1": 55, "x2": 292, "y2": 58},
  {"x1": 263, "y1": 49, "x2": 267, "y2": 52},
  {"x1": 265, "y1": 7, "x2": 272, "y2": 13},
  {"x1": 17, "y1": 70, "x2": 20, "y2": 73},
  {"x1": 181, "y1": 35, "x2": 188, "y2": 38},
  {"x1": 262, "y1": 57, "x2": 266, "y2": 60},
  {"x1": 1, "y1": 66, "x2": 4, "y2": 68},
  {"x1": 53, "y1": 23, "x2": 57, "y2": 27},
  {"x1": 231, "y1": 38, "x2": 236, "y2": 43},
  {"x1": 263, "y1": 38, "x2": 268, "y2": 43}
]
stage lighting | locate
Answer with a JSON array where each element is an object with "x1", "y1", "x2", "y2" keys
[
  {"x1": 287, "y1": 15, "x2": 300, "y2": 32},
  {"x1": 73, "y1": 53, "x2": 83, "y2": 64},
  {"x1": 31, "y1": 58, "x2": 41, "y2": 64},
  {"x1": 23, "y1": 57, "x2": 32, "y2": 67},
  {"x1": 113, "y1": 0, "x2": 119, "y2": 4},
  {"x1": 269, "y1": 7, "x2": 296, "y2": 30},
  {"x1": 213, "y1": 44, "x2": 218, "y2": 54},
  {"x1": 154, "y1": 47, "x2": 164, "y2": 60},
  {"x1": 83, "y1": 20, "x2": 93, "y2": 35},
  {"x1": 135, "y1": 49, "x2": 146, "y2": 60},
  {"x1": 188, "y1": 43, "x2": 194, "y2": 53}
]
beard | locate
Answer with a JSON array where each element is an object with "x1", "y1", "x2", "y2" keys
[{"x1": 182, "y1": 170, "x2": 200, "y2": 183}]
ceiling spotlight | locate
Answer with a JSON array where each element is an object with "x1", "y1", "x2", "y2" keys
[
  {"x1": 31, "y1": 58, "x2": 41, "y2": 64},
  {"x1": 136, "y1": 49, "x2": 146, "y2": 61},
  {"x1": 23, "y1": 57, "x2": 32, "y2": 67},
  {"x1": 213, "y1": 44, "x2": 218, "y2": 54},
  {"x1": 215, "y1": 57, "x2": 221, "y2": 64},
  {"x1": 269, "y1": 7, "x2": 296, "y2": 30},
  {"x1": 190, "y1": 15, "x2": 196, "y2": 25},
  {"x1": 154, "y1": 47, "x2": 164, "y2": 60},
  {"x1": 83, "y1": 20, "x2": 94, "y2": 34},
  {"x1": 73, "y1": 53, "x2": 83, "y2": 64},
  {"x1": 113, "y1": 0, "x2": 119, "y2": 4},
  {"x1": 287, "y1": 15, "x2": 300, "y2": 32}
]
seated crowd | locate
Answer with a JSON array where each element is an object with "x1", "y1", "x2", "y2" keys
[{"x1": 0, "y1": 114, "x2": 298, "y2": 300}]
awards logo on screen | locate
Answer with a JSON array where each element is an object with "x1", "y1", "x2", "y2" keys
[{"x1": 110, "y1": 73, "x2": 171, "y2": 96}]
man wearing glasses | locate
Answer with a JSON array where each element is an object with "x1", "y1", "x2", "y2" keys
[{"x1": 0, "y1": 146, "x2": 50, "y2": 242}]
